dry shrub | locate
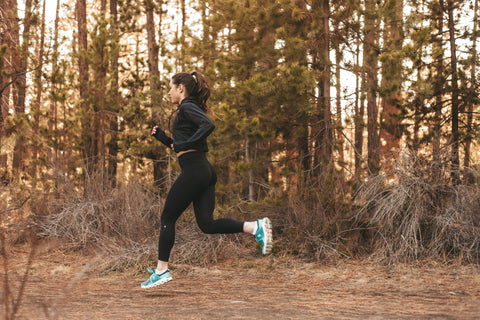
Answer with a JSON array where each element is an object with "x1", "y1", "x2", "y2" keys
[
  {"x1": 40, "y1": 180, "x2": 162, "y2": 248},
  {"x1": 267, "y1": 172, "x2": 358, "y2": 262},
  {"x1": 432, "y1": 184, "x2": 480, "y2": 262},
  {"x1": 0, "y1": 233, "x2": 36, "y2": 320},
  {"x1": 171, "y1": 216, "x2": 254, "y2": 267},
  {"x1": 279, "y1": 197, "x2": 363, "y2": 261},
  {"x1": 1, "y1": 183, "x2": 37, "y2": 320},
  {"x1": 38, "y1": 178, "x2": 162, "y2": 271},
  {"x1": 38, "y1": 176, "x2": 248, "y2": 272},
  {"x1": 0, "y1": 182, "x2": 34, "y2": 247},
  {"x1": 355, "y1": 150, "x2": 480, "y2": 263}
]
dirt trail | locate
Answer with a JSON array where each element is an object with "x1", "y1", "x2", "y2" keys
[{"x1": 3, "y1": 245, "x2": 480, "y2": 319}]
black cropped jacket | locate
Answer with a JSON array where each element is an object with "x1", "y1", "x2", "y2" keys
[{"x1": 153, "y1": 97, "x2": 215, "y2": 153}]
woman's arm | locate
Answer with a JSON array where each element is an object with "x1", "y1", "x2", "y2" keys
[
  {"x1": 152, "y1": 126, "x2": 174, "y2": 149},
  {"x1": 173, "y1": 104, "x2": 215, "y2": 151}
]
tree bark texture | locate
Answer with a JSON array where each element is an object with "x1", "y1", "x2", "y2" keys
[{"x1": 364, "y1": 0, "x2": 380, "y2": 174}]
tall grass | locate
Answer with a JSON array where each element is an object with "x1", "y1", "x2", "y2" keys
[
  {"x1": 40, "y1": 180, "x2": 162, "y2": 248},
  {"x1": 1, "y1": 183, "x2": 35, "y2": 320},
  {"x1": 355, "y1": 150, "x2": 480, "y2": 263},
  {"x1": 39, "y1": 177, "x2": 249, "y2": 271},
  {"x1": 36, "y1": 150, "x2": 480, "y2": 266},
  {"x1": 266, "y1": 169, "x2": 361, "y2": 261}
]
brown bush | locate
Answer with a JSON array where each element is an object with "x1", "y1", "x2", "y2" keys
[
  {"x1": 355, "y1": 150, "x2": 480, "y2": 263},
  {"x1": 38, "y1": 176, "x2": 250, "y2": 272},
  {"x1": 40, "y1": 180, "x2": 162, "y2": 248},
  {"x1": 263, "y1": 170, "x2": 360, "y2": 262}
]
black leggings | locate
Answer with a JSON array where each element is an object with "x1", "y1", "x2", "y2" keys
[{"x1": 158, "y1": 151, "x2": 244, "y2": 262}]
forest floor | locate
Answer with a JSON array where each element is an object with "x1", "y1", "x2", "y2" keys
[{"x1": 3, "y1": 242, "x2": 480, "y2": 320}]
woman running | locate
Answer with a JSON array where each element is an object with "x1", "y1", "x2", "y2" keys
[{"x1": 141, "y1": 71, "x2": 272, "y2": 289}]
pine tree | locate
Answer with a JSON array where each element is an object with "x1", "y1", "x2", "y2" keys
[
  {"x1": 144, "y1": 0, "x2": 169, "y2": 189},
  {"x1": 464, "y1": 0, "x2": 478, "y2": 169},
  {"x1": 431, "y1": 0, "x2": 444, "y2": 166},
  {"x1": 364, "y1": 0, "x2": 380, "y2": 173},
  {"x1": 88, "y1": 6, "x2": 123, "y2": 187},
  {"x1": 276, "y1": 0, "x2": 315, "y2": 189},
  {"x1": 0, "y1": 3, "x2": 9, "y2": 182},
  {"x1": 402, "y1": 0, "x2": 472, "y2": 181},
  {"x1": 49, "y1": 0, "x2": 62, "y2": 185},
  {"x1": 31, "y1": 0, "x2": 46, "y2": 186},
  {"x1": 446, "y1": 0, "x2": 460, "y2": 182},
  {"x1": 310, "y1": 0, "x2": 334, "y2": 179},
  {"x1": 354, "y1": 35, "x2": 366, "y2": 177},
  {"x1": 380, "y1": 0, "x2": 404, "y2": 161},
  {"x1": 331, "y1": 0, "x2": 362, "y2": 178},
  {"x1": 108, "y1": 0, "x2": 120, "y2": 188},
  {"x1": 204, "y1": 0, "x2": 277, "y2": 200},
  {"x1": 10, "y1": 0, "x2": 25, "y2": 179},
  {"x1": 76, "y1": 0, "x2": 93, "y2": 183}
]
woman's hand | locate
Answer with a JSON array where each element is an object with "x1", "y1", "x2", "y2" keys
[{"x1": 151, "y1": 126, "x2": 174, "y2": 150}]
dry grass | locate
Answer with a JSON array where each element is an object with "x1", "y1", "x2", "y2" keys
[
  {"x1": 267, "y1": 172, "x2": 359, "y2": 262},
  {"x1": 28, "y1": 149, "x2": 480, "y2": 268},
  {"x1": 0, "y1": 185, "x2": 35, "y2": 320},
  {"x1": 38, "y1": 177, "x2": 249, "y2": 272},
  {"x1": 40, "y1": 180, "x2": 162, "y2": 247},
  {"x1": 1, "y1": 233, "x2": 35, "y2": 320},
  {"x1": 355, "y1": 150, "x2": 480, "y2": 263}
]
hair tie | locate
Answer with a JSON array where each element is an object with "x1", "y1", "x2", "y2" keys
[{"x1": 191, "y1": 73, "x2": 198, "y2": 83}]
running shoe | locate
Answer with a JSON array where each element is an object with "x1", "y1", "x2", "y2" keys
[
  {"x1": 254, "y1": 217, "x2": 273, "y2": 255},
  {"x1": 141, "y1": 268, "x2": 172, "y2": 289}
]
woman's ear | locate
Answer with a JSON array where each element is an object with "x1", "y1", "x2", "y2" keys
[{"x1": 178, "y1": 84, "x2": 185, "y2": 93}]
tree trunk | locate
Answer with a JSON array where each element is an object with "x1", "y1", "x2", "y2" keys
[
  {"x1": 380, "y1": 0, "x2": 403, "y2": 161},
  {"x1": 146, "y1": 0, "x2": 160, "y2": 88},
  {"x1": 446, "y1": 0, "x2": 460, "y2": 183},
  {"x1": 107, "y1": 0, "x2": 119, "y2": 188},
  {"x1": 76, "y1": 0, "x2": 93, "y2": 181},
  {"x1": 246, "y1": 138, "x2": 255, "y2": 202},
  {"x1": 10, "y1": 0, "x2": 24, "y2": 178},
  {"x1": 180, "y1": 0, "x2": 186, "y2": 68},
  {"x1": 96, "y1": 0, "x2": 108, "y2": 184},
  {"x1": 432, "y1": 0, "x2": 444, "y2": 166},
  {"x1": 354, "y1": 40, "x2": 365, "y2": 177},
  {"x1": 146, "y1": 0, "x2": 167, "y2": 189},
  {"x1": 31, "y1": 0, "x2": 46, "y2": 185},
  {"x1": 50, "y1": 0, "x2": 61, "y2": 184},
  {"x1": 364, "y1": 0, "x2": 380, "y2": 174},
  {"x1": 297, "y1": 120, "x2": 311, "y2": 183},
  {"x1": 312, "y1": 0, "x2": 333, "y2": 179},
  {"x1": 0, "y1": 1, "x2": 10, "y2": 182},
  {"x1": 334, "y1": 33, "x2": 344, "y2": 170},
  {"x1": 412, "y1": 63, "x2": 421, "y2": 151},
  {"x1": 18, "y1": 0, "x2": 33, "y2": 113},
  {"x1": 464, "y1": 0, "x2": 477, "y2": 169}
]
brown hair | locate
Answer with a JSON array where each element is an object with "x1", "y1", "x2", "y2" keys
[{"x1": 171, "y1": 71, "x2": 211, "y2": 112}]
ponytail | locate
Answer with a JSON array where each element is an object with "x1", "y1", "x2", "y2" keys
[{"x1": 171, "y1": 71, "x2": 211, "y2": 112}]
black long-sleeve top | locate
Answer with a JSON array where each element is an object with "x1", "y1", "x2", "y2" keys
[{"x1": 153, "y1": 97, "x2": 215, "y2": 153}]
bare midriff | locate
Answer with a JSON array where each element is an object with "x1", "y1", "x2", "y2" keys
[{"x1": 177, "y1": 149, "x2": 198, "y2": 157}]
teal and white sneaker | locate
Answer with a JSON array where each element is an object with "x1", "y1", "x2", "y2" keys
[
  {"x1": 141, "y1": 268, "x2": 172, "y2": 289},
  {"x1": 254, "y1": 217, "x2": 273, "y2": 255}
]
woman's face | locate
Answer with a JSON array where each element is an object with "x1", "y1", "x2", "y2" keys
[{"x1": 168, "y1": 80, "x2": 183, "y2": 105}]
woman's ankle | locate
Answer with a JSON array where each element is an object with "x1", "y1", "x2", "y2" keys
[
  {"x1": 243, "y1": 221, "x2": 257, "y2": 235},
  {"x1": 156, "y1": 260, "x2": 169, "y2": 272}
]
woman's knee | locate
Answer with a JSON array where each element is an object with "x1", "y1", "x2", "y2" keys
[
  {"x1": 160, "y1": 213, "x2": 177, "y2": 230},
  {"x1": 197, "y1": 219, "x2": 216, "y2": 234}
]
